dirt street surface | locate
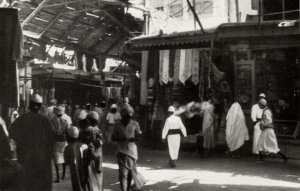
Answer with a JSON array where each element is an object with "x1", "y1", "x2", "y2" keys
[{"x1": 53, "y1": 148, "x2": 300, "y2": 191}]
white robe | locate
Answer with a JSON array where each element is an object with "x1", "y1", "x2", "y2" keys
[
  {"x1": 226, "y1": 102, "x2": 249, "y2": 151},
  {"x1": 257, "y1": 109, "x2": 280, "y2": 153},
  {"x1": 162, "y1": 115, "x2": 187, "y2": 160},
  {"x1": 251, "y1": 103, "x2": 263, "y2": 154}
]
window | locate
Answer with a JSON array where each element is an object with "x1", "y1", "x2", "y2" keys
[
  {"x1": 188, "y1": 0, "x2": 213, "y2": 18},
  {"x1": 169, "y1": 1, "x2": 183, "y2": 18},
  {"x1": 263, "y1": 0, "x2": 300, "y2": 21}
]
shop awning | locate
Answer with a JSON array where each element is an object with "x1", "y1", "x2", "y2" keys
[
  {"x1": 216, "y1": 20, "x2": 300, "y2": 39},
  {"x1": 128, "y1": 29, "x2": 216, "y2": 50}
]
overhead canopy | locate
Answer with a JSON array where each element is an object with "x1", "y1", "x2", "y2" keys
[
  {"x1": 127, "y1": 20, "x2": 300, "y2": 50},
  {"x1": 11, "y1": 0, "x2": 144, "y2": 57},
  {"x1": 127, "y1": 29, "x2": 216, "y2": 50}
]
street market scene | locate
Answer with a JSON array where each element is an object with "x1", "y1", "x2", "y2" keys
[{"x1": 0, "y1": 0, "x2": 300, "y2": 191}]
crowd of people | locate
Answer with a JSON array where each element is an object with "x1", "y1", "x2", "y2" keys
[
  {"x1": 0, "y1": 92, "x2": 290, "y2": 191},
  {"x1": 0, "y1": 95, "x2": 145, "y2": 191}
]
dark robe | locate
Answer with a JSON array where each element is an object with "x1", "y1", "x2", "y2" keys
[
  {"x1": 10, "y1": 112, "x2": 54, "y2": 191},
  {"x1": 64, "y1": 142, "x2": 86, "y2": 191}
]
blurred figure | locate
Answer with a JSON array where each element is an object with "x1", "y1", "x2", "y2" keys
[
  {"x1": 48, "y1": 98, "x2": 57, "y2": 119},
  {"x1": 81, "y1": 111, "x2": 104, "y2": 191},
  {"x1": 10, "y1": 109, "x2": 20, "y2": 124},
  {"x1": 162, "y1": 106, "x2": 187, "y2": 167},
  {"x1": 257, "y1": 99, "x2": 288, "y2": 163},
  {"x1": 51, "y1": 105, "x2": 69, "y2": 183},
  {"x1": 79, "y1": 103, "x2": 91, "y2": 121},
  {"x1": 201, "y1": 101, "x2": 215, "y2": 157},
  {"x1": 61, "y1": 105, "x2": 72, "y2": 126},
  {"x1": 106, "y1": 104, "x2": 121, "y2": 144},
  {"x1": 10, "y1": 94, "x2": 54, "y2": 191},
  {"x1": 225, "y1": 97, "x2": 249, "y2": 157},
  {"x1": 73, "y1": 104, "x2": 82, "y2": 127},
  {"x1": 64, "y1": 126, "x2": 88, "y2": 191},
  {"x1": 121, "y1": 97, "x2": 133, "y2": 116},
  {"x1": 251, "y1": 93, "x2": 266, "y2": 154}
]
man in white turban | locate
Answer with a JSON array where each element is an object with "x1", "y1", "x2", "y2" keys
[
  {"x1": 162, "y1": 106, "x2": 187, "y2": 167},
  {"x1": 226, "y1": 97, "x2": 249, "y2": 156},
  {"x1": 251, "y1": 93, "x2": 266, "y2": 154}
]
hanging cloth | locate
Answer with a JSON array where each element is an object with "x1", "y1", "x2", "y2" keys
[
  {"x1": 169, "y1": 50, "x2": 175, "y2": 82},
  {"x1": 159, "y1": 50, "x2": 170, "y2": 84},
  {"x1": 82, "y1": 54, "x2": 87, "y2": 72},
  {"x1": 191, "y1": 49, "x2": 200, "y2": 85},
  {"x1": 198, "y1": 51, "x2": 205, "y2": 101},
  {"x1": 173, "y1": 49, "x2": 181, "y2": 86},
  {"x1": 0, "y1": 8, "x2": 23, "y2": 109},
  {"x1": 180, "y1": 49, "x2": 193, "y2": 84}
]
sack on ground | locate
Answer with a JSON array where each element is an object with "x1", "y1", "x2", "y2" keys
[{"x1": 131, "y1": 169, "x2": 146, "y2": 190}]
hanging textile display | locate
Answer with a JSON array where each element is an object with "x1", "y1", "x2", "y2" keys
[
  {"x1": 169, "y1": 50, "x2": 175, "y2": 82},
  {"x1": 159, "y1": 50, "x2": 170, "y2": 84},
  {"x1": 198, "y1": 51, "x2": 206, "y2": 101},
  {"x1": 0, "y1": 8, "x2": 23, "y2": 110},
  {"x1": 191, "y1": 48, "x2": 200, "y2": 85},
  {"x1": 179, "y1": 49, "x2": 193, "y2": 84},
  {"x1": 173, "y1": 49, "x2": 181, "y2": 85},
  {"x1": 82, "y1": 54, "x2": 87, "y2": 72}
]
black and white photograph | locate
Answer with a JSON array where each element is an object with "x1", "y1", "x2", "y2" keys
[{"x1": 0, "y1": 0, "x2": 300, "y2": 190}]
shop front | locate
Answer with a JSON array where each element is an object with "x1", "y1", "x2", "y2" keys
[{"x1": 218, "y1": 21, "x2": 300, "y2": 157}]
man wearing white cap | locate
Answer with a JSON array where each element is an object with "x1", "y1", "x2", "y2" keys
[
  {"x1": 251, "y1": 93, "x2": 266, "y2": 154},
  {"x1": 106, "y1": 104, "x2": 121, "y2": 144},
  {"x1": 162, "y1": 106, "x2": 187, "y2": 167},
  {"x1": 10, "y1": 94, "x2": 54, "y2": 191}
]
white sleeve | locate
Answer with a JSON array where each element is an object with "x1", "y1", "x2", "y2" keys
[
  {"x1": 251, "y1": 105, "x2": 256, "y2": 122},
  {"x1": 162, "y1": 118, "x2": 170, "y2": 139},
  {"x1": 178, "y1": 118, "x2": 187, "y2": 137}
]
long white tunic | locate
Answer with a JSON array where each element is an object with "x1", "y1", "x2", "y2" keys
[
  {"x1": 251, "y1": 103, "x2": 263, "y2": 154},
  {"x1": 226, "y1": 102, "x2": 249, "y2": 151},
  {"x1": 257, "y1": 109, "x2": 280, "y2": 153},
  {"x1": 162, "y1": 115, "x2": 187, "y2": 160}
]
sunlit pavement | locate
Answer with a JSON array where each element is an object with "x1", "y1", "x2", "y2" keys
[{"x1": 53, "y1": 147, "x2": 300, "y2": 191}]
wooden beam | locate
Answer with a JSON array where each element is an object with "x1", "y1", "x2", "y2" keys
[
  {"x1": 42, "y1": 0, "x2": 80, "y2": 8},
  {"x1": 39, "y1": 7, "x2": 66, "y2": 38},
  {"x1": 101, "y1": 10, "x2": 136, "y2": 37},
  {"x1": 21, "y1": 0, "x2": 50, "y2": 27}
]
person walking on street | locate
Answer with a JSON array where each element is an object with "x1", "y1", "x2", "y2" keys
[
  {"x1": 64, "y1": 126, "x2": 88, "y2": 191},
  {"x1": 225, "y1": 97, "x2": 249, "y2": 157},
  {"x1": 106, "y1": 104, "x2": 121, "y2": 144},
  {"x1": 162, "y1": 106, "x2": 187, "y2": 167},
  {"x1": 81, "y1": 111, "x2": 104, "y2": 191},
  {"x1": 201, "y1": 101, "x2": 215, "y2": 157},
  {"x1": 257, "y1": 98, "x2": 288, "y2": 163},
  {"x1": 251, "y1": 93, "x2": 266, "y2": 154},
  {"x1": 51, "y1": 105, "x2": 69, "y2": 183},
  {"x1": 112, "y1": 114, "x2": 145, "y2": 191},
  {"x1": 10, "y1": 94, "x2": 55, "y2": 191}
]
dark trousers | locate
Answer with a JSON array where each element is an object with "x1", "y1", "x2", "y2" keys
[{"x1": 116, "y1": 152, "x2": 136, "y2": 191}]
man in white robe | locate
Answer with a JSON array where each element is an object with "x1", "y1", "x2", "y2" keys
[
  {"x1": 226, "y1": 101, "x2": 249, "y2": 154},
  {"x1": 162, "y1": 106, "x2": 187, "y2": 167},
  {"x1": 251, "y1": 93, "x2": 266, "y2": 154}
]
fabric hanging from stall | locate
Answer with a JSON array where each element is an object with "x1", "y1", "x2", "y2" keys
[
  {"x1": 173, "y1": 49, "x2": 181, "y2": 85},
  {"x1": 159, "y1": 50, "x2": 170, "y2": 84},
  {"x1": 179, "y1": 49, "x2": 193, "y2": 84},
  {"x1": 198, "y1": 51, "x2": 206, "y2": 101},
  {"x1": 147, "y1": 50, "x2": 159, "y2": 80},
  {"x1": 0, "y1": 8, "x2": 23, "y2": 110},
  {"x1": 191, "y1": 48, "x2": 200, "y2": 85},
  {"x1": 82, "y1": 54, "x2": 87, "y2": 72},
  {"x1": 169, "y1": 50, "x2": 175, "y2": 82}
]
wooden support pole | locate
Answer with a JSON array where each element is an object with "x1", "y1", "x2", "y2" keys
[
  {"x1": 140, "y1": 51, "x2": 148, "y2": 105},
  {"x1": 186, "y1": 0, "x2": 205, "y2": 34}
]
